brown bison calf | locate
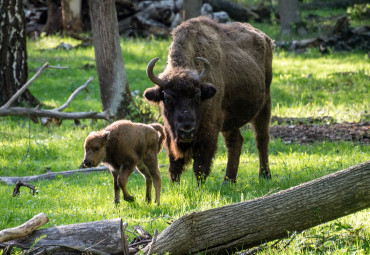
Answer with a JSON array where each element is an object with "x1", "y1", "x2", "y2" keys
[{"x1": 82, "y1": 120, "x2": 165, "y2": 205}]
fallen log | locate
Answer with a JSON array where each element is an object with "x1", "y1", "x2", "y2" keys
[
  {"x1": 3, "y1": 218, "x2": 128, "y2": 255},
  {"x1": 0, "y1": 213, "x2": 49, "y2": 243},
  {"x1": 0, "y1": 166, "x2": 108, "y2": 185},
  {"x1": 143, "y1": 161, "x2": 370, "y2": 254}
]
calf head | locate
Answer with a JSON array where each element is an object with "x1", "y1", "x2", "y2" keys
[
  {"x1": 144, "y1": 57, "x2": 216, "y2": 145},
  {"x1": 82, "y1": 130, "x2": 110, "y2": 168}
]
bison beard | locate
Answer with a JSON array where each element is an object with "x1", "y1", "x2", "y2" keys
[{"x1": 144, "y1": 17, "x2": 274, "y2": 183}]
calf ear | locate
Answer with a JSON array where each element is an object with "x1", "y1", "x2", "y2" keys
[
  {"x1": 101, "y1": 130, "x2": 110, "y2": 145},
  {"x1": 144, "y1": 87, "x2": 163, "y2": 103},
  {"x1": 200, "y1": 83, "x2": 216, "y2": 100}
]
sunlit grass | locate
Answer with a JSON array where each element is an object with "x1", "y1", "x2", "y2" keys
[{"x1": 1, "y1": 34, "x2": 369, "y2": 254}]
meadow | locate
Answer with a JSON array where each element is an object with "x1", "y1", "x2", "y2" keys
[{"x1": 1, "y1": 14, "x2": 369, "y2": 254}]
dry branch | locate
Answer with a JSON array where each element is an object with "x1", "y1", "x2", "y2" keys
[
  {"x1": 0, "y1": 166, "x2": 108, "y2": 185},
  {"x1": 3, "y1": 218, "x2": 128, "y2": 255},
  {"x1": 12, "y1": 181, "x2": 38, "y2": 196},
  {"x1": 0, "y1": 63, "x2": 112, "y2": 121},
  {"x1": 143, "y1": 161, "x2": 370, "y2": 254},
  {"x1": 0, "y1": 213, "x2": 49, "y2": 243},
  {"x1": 1, "y1": 63, "x2": 49, "y2": 109}
]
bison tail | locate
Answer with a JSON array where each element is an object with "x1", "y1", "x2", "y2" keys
[{"x1": 150, "y1": 123, "x2": 166, "y2": 153}]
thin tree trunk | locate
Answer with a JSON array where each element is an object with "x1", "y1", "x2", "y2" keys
[
  {"x1": 278, "y1": 0, "x2": 301, "y2": 36},
  {"x1": 42, "y1": 0, "x2": 63, "y2": 35},
  {"x1": 89, "y1": 0, "x2": 132, "y2": 118},
  {"x1": 61, "y1": 0, "x2": 83, "y2": 34},
  {"x1": 182, "y1": 0, "x2": 202, "y2": 21},
  {"x1": 143, "y1": 161, "x2": 370, "y2": 254},
  {"x1": 0, "y1": 0, "x2": 39, "y2": 106}
]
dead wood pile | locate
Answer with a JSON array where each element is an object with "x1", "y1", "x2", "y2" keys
[
  {"x1": 24, "y1": 0, "x2": 272, "y2": 38},
  {"x1": 276, "y1": 16, "x2": 369, "y2": 53}
]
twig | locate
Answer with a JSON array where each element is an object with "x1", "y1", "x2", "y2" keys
[
  {"x1": 121, "y1": 222, "x2": 130, "y2": 255},
  {"x1": 1, "y1": 62, "x2": 49, "y2": 109},
  {"x1": 56, "y1": 76, "x2": 95, "y2": 112},
  {"x1": 0, "y1": 166, "x2": 108, "y2": 185},
  {"x1": 146, "y1": 229, "x2": 158, "y2": 255},
  {"x1": 12, "y1": 181, "x2": 38, "y2": 196}
]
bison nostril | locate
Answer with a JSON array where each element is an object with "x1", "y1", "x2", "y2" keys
[{"x1": 83, "y1": 160, "x2": 91, "y2": 167}]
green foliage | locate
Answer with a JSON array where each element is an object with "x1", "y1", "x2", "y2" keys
[
  {"x1": 347, "y1": 4, "x2": 370, "y2": 21},
  {"x1": 0, "y1": 35, "x2": 369, "y2": 254}
]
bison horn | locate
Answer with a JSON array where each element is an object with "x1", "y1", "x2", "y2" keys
[
  {"x1": 196, "y1": 57, "x2": 211, "y2": 82},
  {"x1": 146, "y1": 57, "x2": 164, "y2": 87}
]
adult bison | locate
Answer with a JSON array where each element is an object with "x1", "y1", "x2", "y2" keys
[{"x1": 144, "y1": 16, "x2": 274, "y2": 183}]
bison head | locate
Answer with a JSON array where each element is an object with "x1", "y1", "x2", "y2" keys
[
  {"x1": 144, "y1": 57, "x2": 216, "y2": 145},
  {"x1": 82, "y1": 130, "x2": 109, "y2": 168}
]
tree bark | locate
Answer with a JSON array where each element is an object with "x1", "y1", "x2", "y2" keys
[
  {"x1": 89, "y1": 0, "x2": 133, "y2": 118},
  {"x1": 4, "y1": 218, "x2": 128, "y2": 255},
  {"x1": 0, "y1": 213, "x2": 49, "y2": 243},
  {"x1": 0, "y1": 0, "x2": 39, "y2": 107},
  {"x1": 143, "y1": 161, "x2": 370, "y2": 254},
  {"x1": 182, "y1": 0, "x2": 202, "y2": 21},
  {"x1": 61, "y1": 0, "x2": 83, "y2": 34},
  {"x1": 278, "y1": 0, "x2": 301, "y2": 36}
]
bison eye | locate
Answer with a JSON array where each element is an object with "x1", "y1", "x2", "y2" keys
[
  {"x1": 93, "y1": 147, "x2": 100, "y2": 152},
  {"x1": 163, "y1": 93, "x2": 174, "y2": 104}
]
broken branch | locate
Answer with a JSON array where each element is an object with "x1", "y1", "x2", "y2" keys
[
  {"x1": 0, "y1": 213, "x2": 49, "y2": 243},
  {"x1": 12, "y1": 181, "x2": 38, "y2": 196}
]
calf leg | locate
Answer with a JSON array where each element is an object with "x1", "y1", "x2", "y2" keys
[
  {"x1": 117, "y1": 165, "x2": 135, "y2": 202},
  {"x1": 222, "y1": 128, "x2": 244, "y2": 183},
  {"x1": 252, "y1": 98, "x2": 271, "y2": 179},
  {"x1": 142, "y1": 155, "x2": 161, "y2": 205},
  {"x1": 111, "y1": 171, "x2": 120, "y2": 204}
]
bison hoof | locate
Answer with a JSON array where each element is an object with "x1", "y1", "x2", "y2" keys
[
  {"x1": 124, "y1": 195, "x2": 135, "y2": 202},
  {"x1": 222, "y1": 178, "x2": 236, "y2": 185},
  {"x1": 114, "y1": 199, "x2": 120, "y2": 204}
]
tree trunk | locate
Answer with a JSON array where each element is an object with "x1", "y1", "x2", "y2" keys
[
  {"x1": 61, "y1": 0, "x2": 83, "y2": 34},
  {"x1": 4, "y1": 218, "x2": 128, "y2": 255},
  {"x1": 278, "y1": 0, "x2": 301, "y2": 36},
  {"x1": 0, "y1": 0, "x2": 39, "y2": 107},
  {"x1": 143, "y1": 161, "x2": 370, "y2": 254},
  {"x1": 42, "y1": 0, "x2": 63, "y2": 35},
  {"x1": 181, "y1": 0, "x2": 201, "y2": 21},
  {"x1": 89, "y1": 0, "x2": 133, "y2": 118}
]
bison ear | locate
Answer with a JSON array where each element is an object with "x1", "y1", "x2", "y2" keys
[
  {"x1": 200, "y1": 83, "x2": 216, "y2": 100},
  {"x1": 144, "y1": 87, "x2": 163, "y2": 103}
]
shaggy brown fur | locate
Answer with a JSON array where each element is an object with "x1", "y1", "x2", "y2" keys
[
  {"x1": 82, "y1": 120, "x2": 165, "y2": 204},
  {"x1": 144, "y1": 17, "x2": 274, "y2": 183}
]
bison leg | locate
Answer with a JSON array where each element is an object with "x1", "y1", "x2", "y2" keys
[
  {"x1": 117, "y1": 165, "x2": 135, "y2": 202},
  {"x1": 222, "y1": 128, "x2": 244, "y2": 183},
  {"x1": 193, "y1": 137, "x2": 218, "y2": 184},
  {"x1": 252, "y1": 99, "x2": 271, "y2": 179},
  {"x1": 168, "y1": 155, "x2": 185, "y2": 182}
]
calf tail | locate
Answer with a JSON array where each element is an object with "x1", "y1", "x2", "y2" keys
[{"x1": 150, "y1": 123, "x2": 166, "y2": 153}]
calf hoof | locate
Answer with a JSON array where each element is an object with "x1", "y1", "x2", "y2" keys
[
  {"x1": 114, "y1": 199, "x2": 120, "y2": 204},
  {"x1": 124, "y1": 195, "x2": 135, "y2": 202},
  {"x1": 259, "y1": 171, "x2": 271, "y2": 180}
]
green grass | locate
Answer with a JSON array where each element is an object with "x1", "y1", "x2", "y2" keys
[{"x1": 0, "y1": 34, "x2": 369, "y2": 254}]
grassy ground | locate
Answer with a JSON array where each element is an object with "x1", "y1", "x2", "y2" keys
[{"x1": 1, "y1": 20, "x2": 369, "y2": 254}]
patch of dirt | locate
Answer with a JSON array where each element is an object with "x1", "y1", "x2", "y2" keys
[{"x1": 270, "y1": 118, "x2": 369, "y2": 144}]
